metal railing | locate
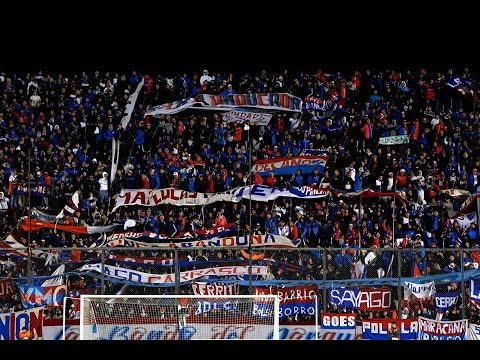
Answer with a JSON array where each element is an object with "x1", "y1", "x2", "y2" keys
[{"x1": 2, "y1": 246, "x2": 478, "y2": 320}]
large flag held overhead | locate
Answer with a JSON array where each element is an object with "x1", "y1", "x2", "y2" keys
[
  {"x1": 21, "y1": 219, "x2": 115, "y2": 234},
  {"x1": 56, "y1": 189, "x2": 81, "y2": 219},
  {"x1": 145, "y1": 92, "x2": 303, "y2": 116}
]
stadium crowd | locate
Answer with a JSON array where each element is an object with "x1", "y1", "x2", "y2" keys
[{"x1": 0, "y1": 65, "x2": 480, "y2": 324}]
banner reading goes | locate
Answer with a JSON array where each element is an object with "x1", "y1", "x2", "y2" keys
[{"x1": 321, "y1": 313, "x2": 357, "y2": 340}]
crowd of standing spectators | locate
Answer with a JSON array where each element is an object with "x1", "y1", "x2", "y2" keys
[{"x1": 1, "y1": 65, "x2": 480, "y2": 322}]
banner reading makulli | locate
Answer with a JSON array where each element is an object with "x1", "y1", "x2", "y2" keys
[{"x1": 252, "y1": 155, "x2": 327, "y2": 176}]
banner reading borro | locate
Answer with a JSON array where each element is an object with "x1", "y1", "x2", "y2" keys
[
  {"x1": 362, "y1": 318, "x2": 418, "y2": 340},
  {"x1": 254, "y1": 285, "x2": 320, "y2": 321},
  {"x1": 252, "y1": 155, "x2": 327, "y2": 176},
  {"x1": 417, "y1": 317, "x2": 468, "y2": 340}
]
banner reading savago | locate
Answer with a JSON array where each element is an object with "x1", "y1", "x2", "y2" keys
[
  {"x1": 417, "y1": 317, "x2": 468, "y2": 340},
  {"x1": 329, "y1": 287, "x2": 391, "y2": 311}
]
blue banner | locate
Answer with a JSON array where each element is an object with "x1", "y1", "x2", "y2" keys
[
  {"x1": 329, "y1": 288, "x2": 360, "y2": 308},
  {"x1": 194, "y1": 300, "x2": 239, "y2": 315},
  {"x1": 252, "y1": 301, "x2": 275, "y2": 318},
  {"x1": 362, "y1": 318, "x2": 418, "y2": 340},
  {"x1": 470, "y1": 279, "x2": 480, "y2": 305},
  {"x1": 435, "y1": 292, "x2": 460, "y2": 313},
  {"x1": 321, "y1": 313, "x2": 357, "y2": 330}
]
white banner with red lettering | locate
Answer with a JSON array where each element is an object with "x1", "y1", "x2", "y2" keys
[
  {"x1": 112, "y1": 185, "x2": 333, "y2": 212},
  {"x1": 191, "y1": 282, "x2": 239, "y2": 296},
  {"x1": 82, "y1": 323, "x2": 361, "y2": 340},
  {"x1": 79, "y1": 264, "x2": 269, "y2": 285},
  {"x1": 418, "y1": 317, "x2": 468, "y2": 340},
  {"x1": 106, "y1": 234, "x2": 300, "y2": 248}
]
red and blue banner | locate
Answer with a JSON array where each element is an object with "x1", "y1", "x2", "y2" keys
[
  {"x1": 252, "y1": 155, "x2": 327, "y2": 176},
  {"x1": 18, "y1": 284, "x2": 67, "y2": 309},
  {"x1": 418, "y1": 317, "x2": 468, "y2": 340},
  {"x1": 14, "y1": 183, "x2": 51, "y2": 197},
  {"x1": 0, "y1": 307, "x2": 44, "y2": 340},
  {"x1": 0, "y1": 278, "x2": 15, "y2": 300},
  {"x1": 254, "y1": 285, "x2": 319, "y2": 320}
]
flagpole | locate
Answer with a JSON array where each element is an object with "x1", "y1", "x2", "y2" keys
[
  {"x1": 246, "y1": 124, "x2": 253, "y2": 295},
  {"x1": 27, "y1": 147, "x2": 32, "y2": 286}
]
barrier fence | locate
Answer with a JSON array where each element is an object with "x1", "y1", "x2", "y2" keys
[
  {"x1": 3, "y1": 245, "x2": 480, "y2": 340},
  {"x1": 2, "y1": 246, "x2": 479, "y2": 317}
]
